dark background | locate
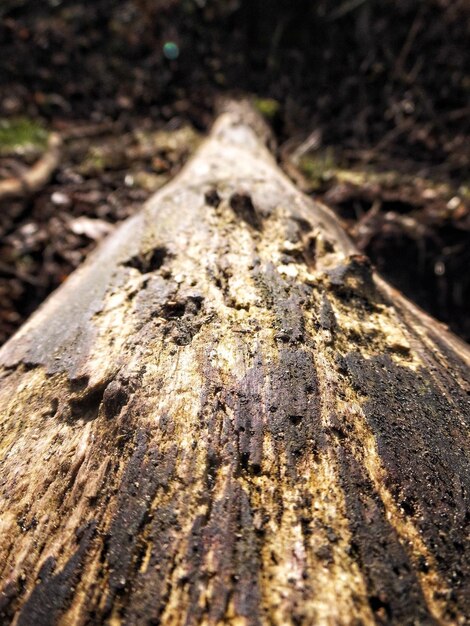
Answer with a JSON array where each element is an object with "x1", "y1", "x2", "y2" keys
[{"x1": 0, "y1": 0, "x2": 469, "y2": 343}]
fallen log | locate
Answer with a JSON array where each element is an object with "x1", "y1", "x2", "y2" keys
[{"x1": 0, "y1": 102, "x2": 469, "y2": 626}]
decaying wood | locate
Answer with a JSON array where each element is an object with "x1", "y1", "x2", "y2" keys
[
  {"x1": 0, "y1": 102, "x2": 469, "y2": 626},
  {"x1": 0, "y1": 132, "x2": 62, "y2": 199}
]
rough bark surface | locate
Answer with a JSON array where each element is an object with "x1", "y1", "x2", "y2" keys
[{"x1": 0, "y1": 103, "x2": 469, "y2": 626}]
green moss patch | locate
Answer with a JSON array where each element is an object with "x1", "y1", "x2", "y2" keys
[{"x1": 0, "y1": 117, "x2": 48, "y2": 155}]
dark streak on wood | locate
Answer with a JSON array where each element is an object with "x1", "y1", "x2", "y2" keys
[
  {"x1": 266, "y1": 348, "x2": 320, "y2": 473},
  {"x1": 344, "y1": 352, "x2": 470, "y2": 619},
  {"x1": 338, "y1": 448, "x2": 434, "y2": 624},
  {"x1": 16, "y1": 522, "x2": 96, "y2": 626},
  {"x1": 253, "y1": 263, "x2": 309, "y2": 344},
  {"x1": 319, "y1": 294, "x2": 337, "y2": 332},
  {"x1": 183, "y1": 480, "x2": 262, "y2": 626},
  {"x1": 103, "y1": 430, "x2": 162, "y2": 611}
]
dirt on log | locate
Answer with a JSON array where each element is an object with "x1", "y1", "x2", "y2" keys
[{"x1": 0, "y1": 102, "x2": 469, "y2": 626}]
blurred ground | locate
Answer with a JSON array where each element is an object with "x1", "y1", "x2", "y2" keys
[{"x1": 0, "y1": 0, "x2": 469, "y2": 344}]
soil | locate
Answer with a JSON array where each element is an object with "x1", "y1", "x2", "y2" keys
[{"x1": 0, "y1": 0, "x2": 469, "y2": 345}]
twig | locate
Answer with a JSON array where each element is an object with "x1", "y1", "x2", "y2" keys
[
  {"x1": 392, "y1": 7, "x2": 424, "y2": 80},
  {"x1": 0, "y1": 260, "x2": 43, "y2": 286},
  {"x1": 327, "y1": 0, "x2": 368, "y2": 21},
  {"x1": 291, "y1": 130, "x2": 322, "y2": 165},
  {"x1": 0, "y1": 132, "x2": 62, "y2": 200}
]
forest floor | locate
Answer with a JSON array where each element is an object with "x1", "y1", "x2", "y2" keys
[{"x1": 0, "y1": 0, "x2": 468, "y2": 344}]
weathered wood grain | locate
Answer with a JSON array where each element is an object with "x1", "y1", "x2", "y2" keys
[{"x1": 0, "y1": 102, "x2": 469, "y2": 626}]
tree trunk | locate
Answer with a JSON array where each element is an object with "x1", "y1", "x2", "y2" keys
[{"x1": 0, "y1": 102, "x2": 469, "y2": 626}]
